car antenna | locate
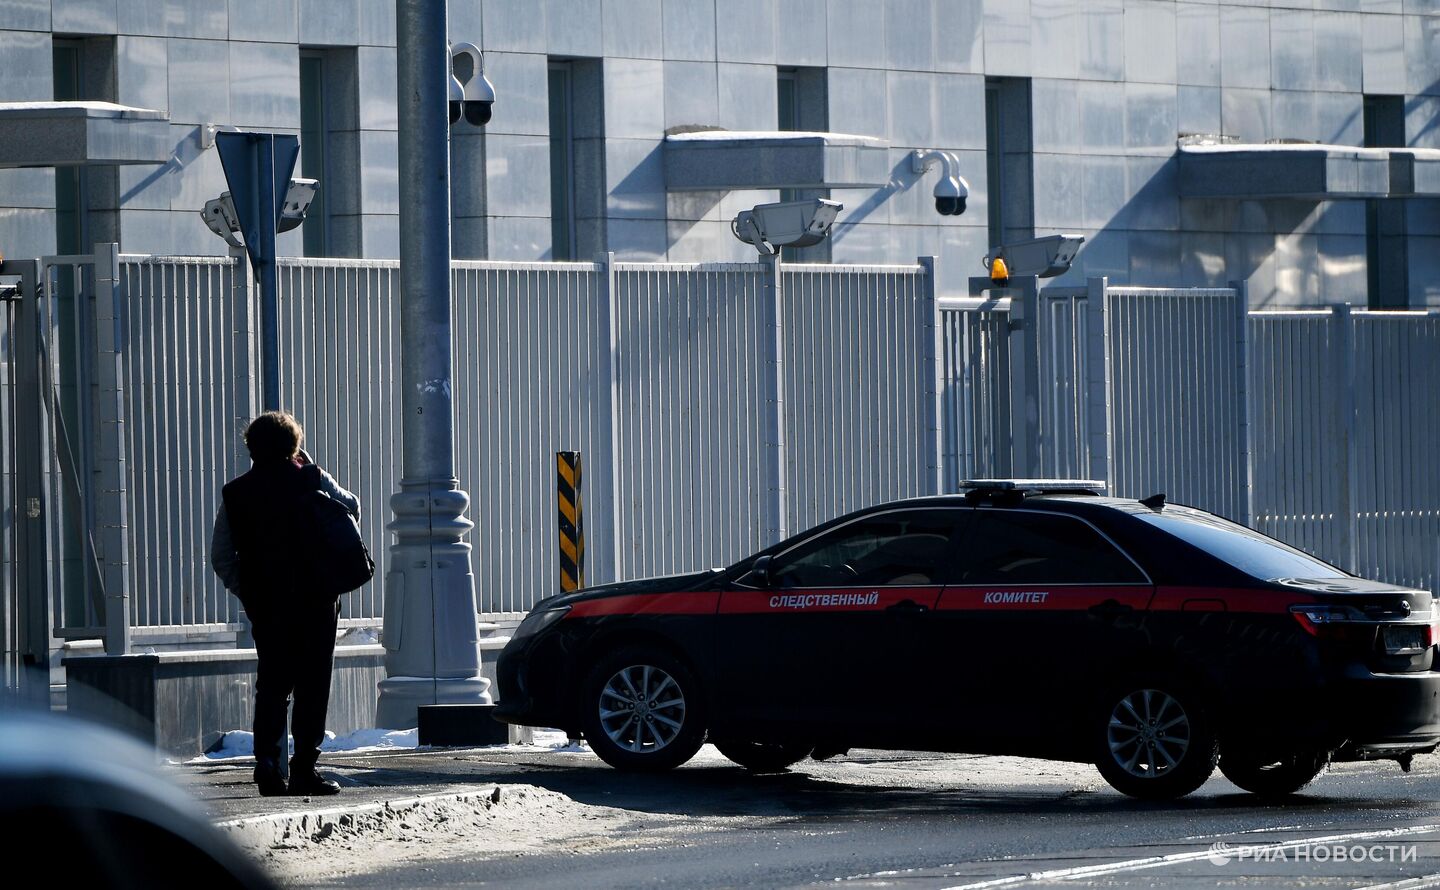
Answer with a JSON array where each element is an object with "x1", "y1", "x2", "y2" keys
[{"x1": 1140, "y1": 492, "x2": 1166, "y2": 511}]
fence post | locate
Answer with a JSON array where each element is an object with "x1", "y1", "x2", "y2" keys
[
  {"x1": 762, "y1": 252, "x2": 787, "y2": 544},
  {"x1": 8, "y1": 259, "x2": 50, "y2": 702},
  {"x1": 1083, "y1": 277, "x2": 1111, "y2": 489},
  {"x1": 1232, "y1": 279, "x2": 1252, "y2": 526},
  {"x1": 603, "y1": 252, "x2": 622, "y2": 583},
  {"x1": 231, "y1": 246, "x2": 257, "y2": 647},
  {"x1": 1334, "y1": 303, "x2": 1359, "y2": 573},
  {"x1": 1006, "y1": 275, "x2": 1041, "y2": 477},
  {"x1": 918, "y1": 257, "x2": 944, "y2": 494},
  {"x1": 93, "y1": 244, "x2": 130, "y2": 656}
]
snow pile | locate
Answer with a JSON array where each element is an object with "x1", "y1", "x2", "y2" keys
[
  {"x1": 200, "y1": 728, "x2": 420, "y2": 761},
  {"x1": 221, "y1": 783, "x2": 669, "y2": 882},
  {"x1": 198, "y1": 726, "x2": 585, "y2": 762}
]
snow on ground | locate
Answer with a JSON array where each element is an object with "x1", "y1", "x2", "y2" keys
[
  {"x1": 194, "y1": 727, "x2": 590, "y2": 762},
  {"x1": 223, "y1": 782, "x2": 713, "y2": 885}
]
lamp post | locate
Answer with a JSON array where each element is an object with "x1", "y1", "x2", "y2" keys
[{"x1": 375, "y1": 0, "x2": 490, "y2": 727}]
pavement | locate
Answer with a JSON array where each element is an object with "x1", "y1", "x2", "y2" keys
[{"x1": 178, "y1": 745, "x2": 1440, "y2": 888}]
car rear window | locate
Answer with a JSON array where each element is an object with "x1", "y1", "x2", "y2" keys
[{"x1": 1134, "y1": 507, "x2": 1347, "y2": 581}]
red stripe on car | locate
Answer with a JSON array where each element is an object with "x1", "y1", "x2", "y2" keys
[{"x1": 566, "y1": 592, "x2": 721, "y2": 618}]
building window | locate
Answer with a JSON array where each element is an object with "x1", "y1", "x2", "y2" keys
[
  {"x1": 546, "y1": 57, "x2": 604, "y2": 261},
  {"x1": 777, "y1": 66, "x2": 829, "y2": 261},
  {"x1": 299, "y1": 51, "x2": 329, "y2": 257},
  {"x1": 548, "y1": 61, "x2": 576, "y2": 260},
  {"x1": 1364, "y1": 95, "x2": 1407, "y2": 309},
  {"x1": 53, "y1": 36, "x2": 117, "y2": 255},
  {"x1": 296, "y1": 47, "x2": 359, "y2": 257},
  {"x1": 984, "y1": 77, "x2": 1033, "y2": 250}
]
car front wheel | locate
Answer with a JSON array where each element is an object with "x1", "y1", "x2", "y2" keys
[
  {"x1": 579, "y1": 646, "x2": 707, "y2": 772},
  {"x1": 1219, "y1": 751, "x2": 1329, "y2": 797},
  {"x1": 1093, "y1": 683, "x2": 1218, "y2": 800}
]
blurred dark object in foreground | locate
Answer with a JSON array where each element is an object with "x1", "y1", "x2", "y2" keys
[{"x1": 0, "y1": 709, "x2": 277, "y2": 889}]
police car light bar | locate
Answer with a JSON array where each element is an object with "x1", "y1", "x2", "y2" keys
[{"x1": 961, "y1": 479, "x2": 1107, "y2": 493}]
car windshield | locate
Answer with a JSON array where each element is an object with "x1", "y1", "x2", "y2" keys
[{"x1": 1135, "y1": 507, "x2": 1347, "y2": 581}]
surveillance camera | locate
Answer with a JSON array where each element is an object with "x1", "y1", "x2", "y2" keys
[
  {"x1": 981, "y1": 234, "x2": 1086, "y2": 279},
  {"x1": 276, "y1": 178, "x2": 319, "y2": 233},
  {"x1": 731, "y1": 198, "x2": 843, "y2": 255},
  {"x1": 200, "y1": 193, "x2": 242, "y2": 249},
  {"x1": 933, "y1": 174, "x2": 969, "y2": 217},
  {"x1": 450, "y1": 42, "x2": 494, "y2": 127},
  {"x1": 912, "y1": 149, "x2": 970, "y2": 217}
]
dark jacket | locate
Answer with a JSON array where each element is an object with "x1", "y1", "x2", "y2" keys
[{"x1": 210, "y1": 460, "x2": 361, "y2": 606}]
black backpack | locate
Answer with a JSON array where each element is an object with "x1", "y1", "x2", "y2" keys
[{"x1": 301, "y1": 466, "x2": 375, "y2": 596}]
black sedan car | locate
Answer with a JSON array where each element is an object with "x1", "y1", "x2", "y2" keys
[{"x1": 495, "y1": 480, "x2": 1440, "y2": 799}]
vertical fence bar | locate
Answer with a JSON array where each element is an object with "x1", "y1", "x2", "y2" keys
[
  {"x1": 762, "y1": 253, "x2": 787, "y2": 544},
  {"x1": 1083, "y1": 277, "x2": 1110, "y2": 487},
  {"x1": 93, "y1": 244, "x2": 130, "y2": 654},
  {"x1": 919, "y1": 257, "x2": 944, "y2": 495},
  {"x1": 1334, "y1": 303, "x2": 1358, "y2": 573}
]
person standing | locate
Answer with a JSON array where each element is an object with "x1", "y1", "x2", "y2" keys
[{"x1": 210, "y1": 411, "x2": 360, "y2": 797}]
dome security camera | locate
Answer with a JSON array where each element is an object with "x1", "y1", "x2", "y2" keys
[
  {"x1": 933, "y1": 174, "x2": 968, "y2": 216},
  {"x1": 912, "y1": 149, "x2": 970, "y2": 217},
  {"x1": 449, "y1": 42, "x2": 495, "y2": 127}
]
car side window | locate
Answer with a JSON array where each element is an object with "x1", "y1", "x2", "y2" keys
[
  {"x1": 769, "y1": 510, "x2": 965, "y2": 588},
  {"x1": 955, "y1": 511, "x2": 1145, "y2": 585}
]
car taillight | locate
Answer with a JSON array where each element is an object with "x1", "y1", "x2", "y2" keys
[
  {"x1": 1290, "y1": 604, "x2": 1363, "y2": 636},
  {"x1": 1291, "y1": 604, "x2": 1437, "y2": 655}
]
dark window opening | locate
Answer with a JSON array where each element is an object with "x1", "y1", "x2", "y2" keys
[
  {"x1": 548, "y1": 62, "x2": 577, "y2": 260},
  {"x1": 299, "y1": 52, "x2": 329, "y2": 257},
  {"x1": 984, "y1": 77, "x2": 1034, "y2": 251},
  {"x1": 1364, "y1": 94, "x2": 1408, "y2": 309},
  {"x1": 777, "y1": 66, "x2": 830, "y2": 262},
  {"x1": 298, "y1": 47, "x2": 359, "y2": 257},
  {"x1": 546, "y1": 57, "x2": 605, "y2": 261},
  {"x1": 53, "y1": 36, "x2": 118, "y2": 255}
]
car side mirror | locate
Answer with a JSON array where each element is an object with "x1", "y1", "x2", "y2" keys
[{"x1": 750, "y1": 555, "x2": 774, "y2": 588}]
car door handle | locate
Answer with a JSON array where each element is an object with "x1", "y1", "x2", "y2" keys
[
  {"x1": 886, "y1": 599, "x2": 929, "y2": 614},
  {"x1": 1088, "y1": 599, "x2": 1134, "y2": 617}
]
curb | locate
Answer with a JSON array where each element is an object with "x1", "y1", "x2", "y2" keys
[{"x1": 214, "y1": 784, "x2": 502, "y2": 848}]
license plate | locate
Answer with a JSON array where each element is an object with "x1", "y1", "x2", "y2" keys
[{"x1": 1383, "y1": 625, "x2": 1428, "y2": 653}]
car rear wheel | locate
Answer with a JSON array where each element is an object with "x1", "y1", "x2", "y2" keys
[
  {"x1": 579, "y1": 646, "x2": 707, "y2": 772},
  {"x1": 1219, "y1": 751, "x2": 1329, "y2": 797},
  {"x1": 1094, "y1": 683, "x2": 1218, "y2": 800},
  {"x1": 714, "y1": 740, "x2": 813, "y2": 773}
]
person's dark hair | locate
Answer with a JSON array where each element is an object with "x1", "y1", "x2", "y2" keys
[{"x1": 244, "y1": 411, "x2": 304, "y2": 462}]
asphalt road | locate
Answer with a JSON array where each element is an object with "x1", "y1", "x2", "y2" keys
[{"x1": 225, "y1": 745, "x2": 1440, "y2": 890}]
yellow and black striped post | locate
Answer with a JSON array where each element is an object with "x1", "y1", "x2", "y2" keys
[{"x1": 556, "y1": 451, "x2": 585, "y2": 592}]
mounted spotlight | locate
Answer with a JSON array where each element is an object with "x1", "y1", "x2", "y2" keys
[
  {"x1": 730, "y1": 198, "x2": 843, "y2": 256},
  {"x1": 199, "y1": 178, "x2": 319, "y2": 246}
]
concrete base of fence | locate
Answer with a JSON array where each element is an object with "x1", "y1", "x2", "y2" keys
[
  {"x1": 63, "y1": 645, "x2": 387, "y2": 757},
  {"x1": 417, "y1": 704, "x2": 509, "y2": 747}
]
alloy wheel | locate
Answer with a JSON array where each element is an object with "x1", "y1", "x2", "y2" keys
[
  {"x1": 598, "y1": 664, "x2": 687, "y2": 754},
  {"x1": 1106, "y1": 688, "x2": 1192, "y2": 779}
]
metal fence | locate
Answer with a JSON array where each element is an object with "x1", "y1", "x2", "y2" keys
[
  {"x1": 939, "y1": 298, "x2": 1012, "y2": 490},
  {"x1": 280, "y1": 258, "x2": 938, "y2": 614},
  {"x1": 121, "y1": 255, "x2": 251, "y2": 631},
  {"x1": 15, "y1": 246, "x2": 1440, "y2": 664},
  {"x1": 949, "y1": 280, "x2": 1249, "y2": 524},
  {"x1": 1250, "y1": 306, "x2": 1440, "y2": 593}
]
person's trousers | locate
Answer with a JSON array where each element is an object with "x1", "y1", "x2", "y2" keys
[{"x1": 246, "y1": 597, "x2": 341, "y2": 770}]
